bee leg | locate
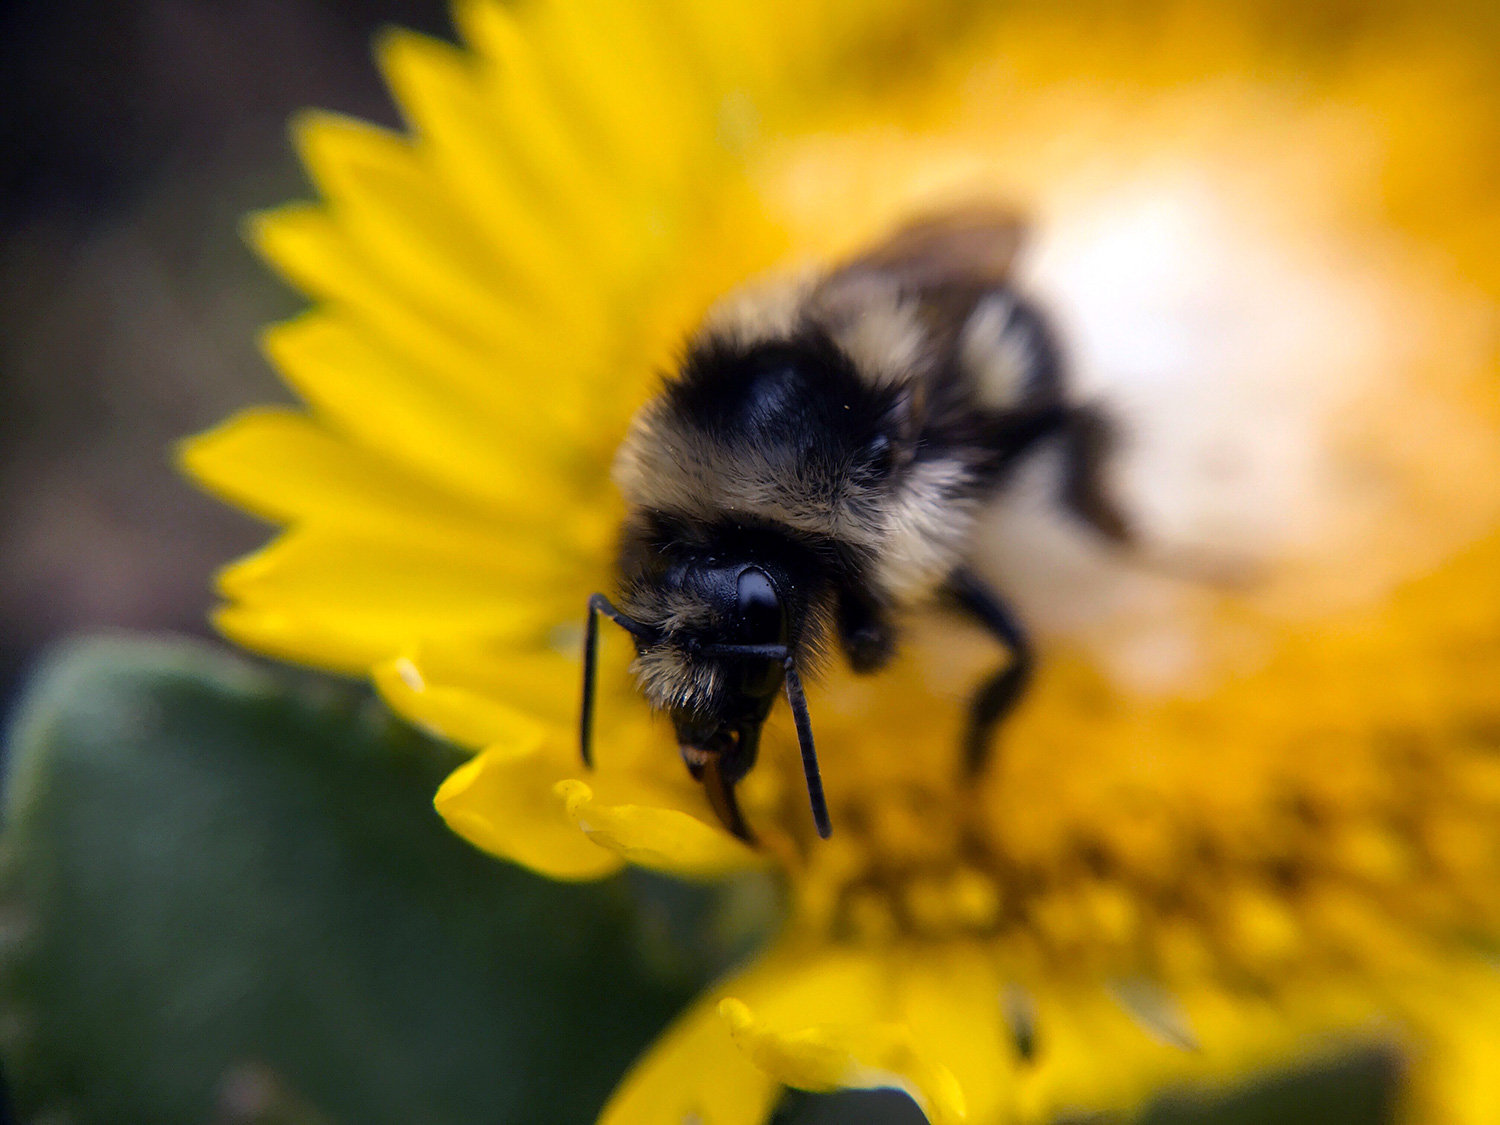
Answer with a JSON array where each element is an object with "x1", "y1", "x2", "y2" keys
[
  {"x1": 948, "y1": 567, "x2": 1033, "y2": 777},
  {"x1": 701, "y1": 755, "x2": 757, "y2": 845},
  {"x1": 836, "y1": 583, "x2": 895, "y2": 674},
  {"x1": 580, "y1": 595, "x2": 605, "y2": 768},
  {"x1": 581, "y1": 592, "x2": 661, "y2": 768},
  {"x1": 783, "y1": 658, "x2": 832, "y2": 838},
  {"x1": 1060, "y1": 405, "x2": 1131, "y2": 543}
]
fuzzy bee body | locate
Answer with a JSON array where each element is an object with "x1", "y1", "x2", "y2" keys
[{"x1": 583, "y1": 210, "x2": 1127, "y2": 842}]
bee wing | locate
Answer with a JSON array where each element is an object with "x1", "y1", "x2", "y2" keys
[
  {"x1": 810, "y1": 208, "x2": 1029, "y2": 438},
  {"x1": 831, "y1": 207, "x2": 1026, "y2": 293},
  {"x1": 812, "y1": 208, "x2": 1027, "y2": 348}
]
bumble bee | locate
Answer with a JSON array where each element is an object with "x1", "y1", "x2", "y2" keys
[{"x1": 580, "y1": 209, "x2": 1129, "y2": 843}]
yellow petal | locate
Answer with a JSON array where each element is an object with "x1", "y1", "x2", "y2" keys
[
  {"x1": 260, "y1": 311, "x2": 580, "y2": 514},
  {"x1": 525, "y1": 0, "x2": 706, "y2": 201},
  {"x1": 1016, "y1": 979, "x2": 1358, "y2": 1124},
  {"x1": 604, "y1": 943, "x2": 942, "y2": 1123},
  {"x1": 217, "y1": 528, "x2": 571, "y2": 640},
  {"x1": 247, "y1": 205, "x2": 590, "y2": 436},
  {"x1": 372, "y1": 31, "x2": 604, "y2": 325},
  {"x1": 293, "y1": 109, "x2": 551, "y2": 344},
  {"x1": 651, "y1": 0, "x2": 782, "y2": 109},
  {"x1": 387, "y1": 635, "x2": 683, "y2": 775},
  {"x1": 892, "y1": 946, "x2": 1016, "y2": 1121},
  {"x1": 554, "y1": 779, "x2": 761, "y2": 880},
  {"x1": 719, "y1": 998, "x2": 967, "y2": 1125},
  {"x1": 370, "y1": 22, "x2": 666, "y2": 435},
  {"x1": 434, "y1": 742, "x2": 622, "y2": 881},
  {"x1": 374, "y1": 655, "x2": 554, "y2": 752},
  {"x1": 181, "y1": 403, "x2": 613, "y2": 606},
  {"x1": 599, "y1": 972, "x2": 781, "y2": 1125},
  {"x1": 1398, "y1": 957, "x2": 1500, "y2": 1125},
  {"x1": 388, "y1": 638, "x2": 586, "y2": 733},
  {"x1": 177, "y1": 407, "x2": 518, "y2": 537},
  {"x1": 448, "y1": 0, "x2": 633, "y2": 271},
  {"x1": 212, "y1": 603, "x2": 389, "y2": 676},
  {"x1": 247, "y1": 202, "x2": 437, "y2": 333}
]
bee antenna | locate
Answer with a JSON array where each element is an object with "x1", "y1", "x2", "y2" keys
[
  {"x1": 581, "y1": 593, "x2": 659, "y2": 768},
  {"x1": 695, "y1": 642, "x2": 789, "y2": 659},
  {"x1": 782, "y1": 657, "x2": 831, "y2": 838}
]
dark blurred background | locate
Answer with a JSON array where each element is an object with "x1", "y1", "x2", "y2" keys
[{"x1": 0, "y1": 0, "x2": 459, "y2": 728}]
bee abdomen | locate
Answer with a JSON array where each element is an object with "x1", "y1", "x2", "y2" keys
[{"x1": 958, "y1": 290, "x2": 1064, "y2": 411}]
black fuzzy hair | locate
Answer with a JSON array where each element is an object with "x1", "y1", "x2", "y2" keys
[{"x1": 666, "y1": 328, "x2": 901, "y2": 474}]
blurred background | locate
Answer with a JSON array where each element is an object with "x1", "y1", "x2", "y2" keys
[{"x1": 0, "y1": 0, "x2": 459, "y2": 729}]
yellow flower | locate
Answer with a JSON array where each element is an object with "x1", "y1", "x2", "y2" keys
[{"x1": 181, "y1": 1, "x2": 1500, "y2": 1122}]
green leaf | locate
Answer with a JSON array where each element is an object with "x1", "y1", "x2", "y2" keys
[
  {"x1": 767, "y1": 1047, "x2": 1399, "y2": 1124},
  {"x1": 0, "y1": 635, "x2": 720, "y2": 1125},
  {"x1": 1138, "y1": 1047, "x2": 1399, "y2": 1125}
]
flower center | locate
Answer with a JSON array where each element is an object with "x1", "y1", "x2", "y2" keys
[{"x1": 778, "y1": 620, "x2": 1500, "y2": 993}]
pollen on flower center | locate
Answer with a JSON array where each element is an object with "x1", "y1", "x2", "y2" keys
[
  {"x1": 795, "y1": 774, "x2": 1160, "y2": 975},
  {"x1": 798, "y1": 783, "x2": 1004, "y2": 943},
  {"x1": 790, "y1": 758, "x2": 1479, "y2": 991},
  {"x1": 768, "y1": 530, "x2": 1500, "y2": 997}
]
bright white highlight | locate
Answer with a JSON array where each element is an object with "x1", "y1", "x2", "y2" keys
[{"x1": 970, "y1": 172, "x2": 1459, "y2": 692}]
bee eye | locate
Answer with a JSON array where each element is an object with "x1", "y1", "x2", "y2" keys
[
  {"x1": 733, "y1": 567, "x2": 785, "y2": 698},
  {"x1": 735, "y1": 567, "x2": 784, "y2": 645}
]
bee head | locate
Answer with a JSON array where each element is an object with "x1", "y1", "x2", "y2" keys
[
  {"x1": 614, "y1": 517, "x2": 830, "y2": 764},
  {"x1": 631, "y1": 557, "x2": 792, "y2": 731},
  {"x1": 582, "y1": 517, "x2": 836, "y2": 840}
]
